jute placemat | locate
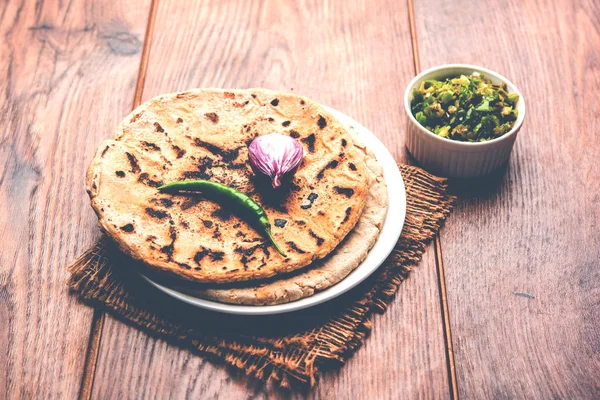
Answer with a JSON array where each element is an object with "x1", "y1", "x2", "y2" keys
[{"x1": 67, "y1": 165, "x2": 454, "y2": 389}]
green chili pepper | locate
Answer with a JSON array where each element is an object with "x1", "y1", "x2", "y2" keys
[{"x1": 157, "y1": 180, "x2": 287, "y2": 257}]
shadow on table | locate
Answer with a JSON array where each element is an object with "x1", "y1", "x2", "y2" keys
[
  {"x1": 448, "y1": 164, "x2": 509, "y2": 200},
  {"x1": 404, "y1": 150, "x2": 511, "y2": 202}
]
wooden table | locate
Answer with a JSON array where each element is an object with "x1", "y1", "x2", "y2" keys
[{"x1": 2, "y1": 0, "x2": 599, "y2": 398}]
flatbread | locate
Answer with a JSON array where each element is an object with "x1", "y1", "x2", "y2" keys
[
  {"x1": 186, "y1": 141, "x2": 388, "y2": 305},
  {"x1": 87, "y1": 89, "x2": 370, "y2": 283}
]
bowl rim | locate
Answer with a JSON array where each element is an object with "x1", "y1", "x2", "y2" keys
[{"x1": 404, "y1": 63, "x2": 526, "y2": 148}]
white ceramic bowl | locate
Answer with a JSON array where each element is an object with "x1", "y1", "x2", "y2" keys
[{"x1": 404, "y1": 64, "x2": 526, "y2": 178}]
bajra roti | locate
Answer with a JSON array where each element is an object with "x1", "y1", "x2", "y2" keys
[
  {"x1": 87, "y1": 88, "x2": 370, "y2": 283},
  {"x1": 186, "y1": 138, "x2": 388, "y2": 305}
]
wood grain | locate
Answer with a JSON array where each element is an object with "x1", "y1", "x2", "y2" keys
[
  {"x1": 0, "y1": 0, "x2": 150, "y2": 398},
  {"x1": 414, "y1": 0, "x2": 600, "y2": 398},
  {"x1": 89, "y1": 0, "x2": 451, "y2": 398}
]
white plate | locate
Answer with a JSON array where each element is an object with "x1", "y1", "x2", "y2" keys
[{"x1": 141, "y1": 106, "x2": 406, "y2": 315}]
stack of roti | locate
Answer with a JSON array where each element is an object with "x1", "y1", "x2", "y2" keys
[{"x1": 87, "y1": 89, "x2": 388, "y2": 305}]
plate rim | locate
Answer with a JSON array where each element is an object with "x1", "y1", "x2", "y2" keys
[{"x1": 141, "y1": 105, "x2": 406, "y2": 315}]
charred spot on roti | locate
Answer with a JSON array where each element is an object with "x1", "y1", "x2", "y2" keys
[
  {"x1": 300, "y1": 133, "x2": 315, "y2": 152},
  {"x1": 268, "y1": 117, "x2": 274, "y2": 122},
  {"x1": 154, "y1": 122, "x2": 164, "y2": 133},
  {"x1": 233, "y1": 101, "x2": 249, "y2": 108},
  {"x1": 120, "y1": 223, "x2": 134, "y2": 232},
  {"x1": 159, "y1": 198, "x2": 174, "y2": 208},
  {"x1": 101, "y1": 145, "x2": 110, "y2": 157},
  {"x1": 204, "y1": 112, "x2": 219, "y2": 124},
  {"x1": 158, "y1": 197, "x2": 175, "y2": 208},
  {"x1": 286, "y1": 241, "x2": 306, "y2": 254},
  {"x1": 309, "y1": 230, "x2": 324, "y2": 246},
  {"x1": 234, "y1": 243, "x2": 269, "y2": 258},
  {"x1": 300, "y1": 202, "x2": 311, "y2": 210},
  {"x1": 202, "y1": 220, "x2": 213, "y2": 228},
  {"x1": 194, "y1": 249, "x2": 208, "y2": 264},
  {"x1": 274, "y1": 219, "x2": 287, "y2": 228},
  {"x1": 282, "y1": 121, "x2": 291, "y2": 127},
  {"x1": 300, "y1": 99, "x2": 306, "y2": 105},
  {"x1": 130, "y1": 113, "x2": 142, "y2": 123},
  {"x1": 193, "y1": 139, "x2": 241, "y2": 162},
  {"x1": 160, "y1": 244, "x2": 174, "y2": 257},
  {"x1": 176, "y1": 92, "x2": 192, "y2": 99},
  {"x1": 125, "y1": 152, "x2": 140, "y2": 173},
  {"x1": 176, "y1": 117, "x2": 183, "y2": 123},
  {"x1": 160, "y1": 227, "x2": 177, "y2": 258},
  {"x1": 150, "y1": 197, "x2": 174, "y2": 208},
  {"x1": 316, "y1": 160, "x2": 339, "y2": 179},
  {"x1": 194, "y1": 248, "x2": 224, "y2": 265},
  {"x1": 334, "y1": 186, "x2": 355, "y2": 198},
  {"x1": 300, "y1": 193, "x2": 319, "y2": 210},
  {"x1": 224, "y1": 92, "x2": 235, "y2": 99},
  {"x1": 145, "y1": 208, "x2": 169, "y2": 220},
  {"x1": 270, "y1": 98, "x2": 279, "y2": 106},
  {"x1": 138, "y1": 172, "x2": 164, "y2": 188},
  {"x1": 341, "y1": 139, "x2": 347, "y2": 147},
  {"x1": 342, "y1": 207, "x2": 352, "y2": 223},
  {"x1": 115, "y1": 171, "x2": 125, "y2": 177},
  {"x1": 183, "y1": 170, "x2": 211, "y2": 180},
  {"x1": 141, "y1": 141, "x2": 161, "y2": 151},
  {"x1": 317, "y1": 115, "x2": 327, "y2": 129},
  {"x1": 289, "y1": 130, "x2": 300, "y2": 138},
  {"x1": 251, "y1": 94, "x2": 257, "y2": 98},
  {"x1": 227, "y1": 162, "x2": 248, "y2": 170},
  {"x1": 180, "y1": 220, "x2": 189, "y2": 229},
  {"x1": 349, "y1": 162, "x2": 357, "y2": 171},
  {"x1": 171, "y1": 144, "x2": 186, "y2": 158},
  {"x1": 261, "y1": 244, "x2": 271, "y2": 257},
  {"x1": 198, "y1": 156, "x2": 214, "y2": 171}
]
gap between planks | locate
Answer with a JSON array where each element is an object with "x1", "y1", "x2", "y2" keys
[
  {"x1": 407, "y1": 0, "x2": 459, "y2": 398},
  {"x1": 77, "y1": 0, "x2": 160, "y2": 399}
]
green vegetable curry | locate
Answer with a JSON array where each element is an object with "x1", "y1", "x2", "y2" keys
[{"x1": 410, "y1": 72, "x2": 519, "y2": 142}]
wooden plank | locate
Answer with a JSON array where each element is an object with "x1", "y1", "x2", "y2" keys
[
  {"x1": 414, "y1": 0, "x2": 600, "y2": 398},
  {"x1": 90, "y1": 0, "x2": 452, "y2": 398},
  {"x1": 0, "y1": 0, "x2": 151, "y2": 398}
]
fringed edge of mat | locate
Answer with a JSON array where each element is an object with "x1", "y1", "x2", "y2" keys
[{"x1": 67, "y1": 165, "x2": 455, "y2": 389}]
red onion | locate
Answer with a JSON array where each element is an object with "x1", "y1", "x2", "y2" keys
[{"x1": 248, "y1": 133, "x2": 304, "y2": 188}]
